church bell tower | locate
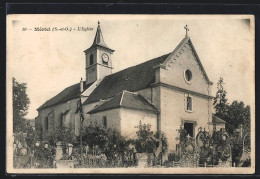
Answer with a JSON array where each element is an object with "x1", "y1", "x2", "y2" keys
[{"x1": 84, "y1": 21, "x2": 115, "y2": 85}]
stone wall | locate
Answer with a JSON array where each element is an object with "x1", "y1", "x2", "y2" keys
[
  {"x1": 88, "y1": 108, "x2": 121, "y2": 131},
  {"x1": 37, "y1": 98, "x2": 80, "y2": 139},
  {"x1": 88, "y1": 107, "x2": 157, "y2": 139},
  {"x1": 159, "y1": 85, "x2": 213, "y2": 153},
  {"x1": 120, "y1": 108, "x2": 157, "y2": 139}
]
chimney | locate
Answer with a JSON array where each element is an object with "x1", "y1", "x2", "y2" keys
[{"x1": 80, "y1": 78, "x2": 83, "y2": 93}]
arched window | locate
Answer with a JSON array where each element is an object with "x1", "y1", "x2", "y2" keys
[
  {"x1": 61, "y1": 114, "x2": 66, "y2": 127},
  {"x1": 103, "y1": 116, "x2": 107, "y2": 128},
  {"x1": 45, "y1": 117, "x2": 49, "y2": 131},
  {"x1": 58, "y1": 113, "x2": 63, "y2": 128},
  {"x1": 59, "y1": 110, "x2": 69, "y2": 128},
  {"x1": 90, "y1": 54, "x2": 94, "y2": 65},
  {"x1": 58, "y1": 113, "x2": 67, "y2": 127},
  {"x1": 186, "y1": 96, "x2": 192, "y2": 111}
]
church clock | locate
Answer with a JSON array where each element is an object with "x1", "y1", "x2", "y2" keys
[
  {"x1": 102, "y1": 53, "x2": 109, "y2": 63},
  {"x1": 84, "y1": 21, "x2": 114, "y2": 85}
]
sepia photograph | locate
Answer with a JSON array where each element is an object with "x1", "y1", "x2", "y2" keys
[{"x1": 6, "y1": 14, "x2": 255, "y2": 174}]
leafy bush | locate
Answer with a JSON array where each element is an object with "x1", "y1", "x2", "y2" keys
[
  {"x1": 230, "y1": 131, "x2": 243, "y2": 165},
  {"x1": 33, "y1": 140, "x2": 56, "y2": 168},
  {"x1": 154, "y1": 131, "x2": 168, "y2": 154},
  {"x1": 45, "y1": 126, "x2": 76, "y2": 157},
  {"x1": 168, "y1": 153, "x2": 178, "y2": 162},
  {"x1": 81, "y1": 123, "x2": 130, "y2": 162},
  {"x1": 175, "y1": 126, "x2": 188, "y2": 144},
  {"x1": 81, "y1": 123, "x2": 109, "y2": 149},
  {"x1": 135, "y1": 121, "x2": 168, "y2": 154},
  {"x1": 242, "y1": 158, "x2": 251, "y2": 167},
  {"x1": 135, "y1": 122, "x2": 155, "y2": 153}
]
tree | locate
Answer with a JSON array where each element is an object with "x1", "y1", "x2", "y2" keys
[
  {"x1": 13, "y1": 78, "x2": 30, "y2": 133},
  {"x1": 213, "y1": 77, "x2": 228, "y2": 119},
  {"x1": 213, "y1": 77, "x2": 251, "y2": 166},
  {"x1": 226, "y1": 101, "x2": 250, "y2": 135},
  {"x1": 225, "y1": 101, "x2": 251, "y2": 166},
  {"x1": 213, "y1": 77, "x2": 250, "y2": 136},
  {"x1": 24, "y1": 120, "x2": 36, "y2": 149}
]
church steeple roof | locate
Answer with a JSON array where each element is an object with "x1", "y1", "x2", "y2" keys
[
  {"x1": 92, "y1": 21, "x2": 108, "y2": 48},
  {"x1": 85, "y1": 21, "x2": 114, "y2": 52}
]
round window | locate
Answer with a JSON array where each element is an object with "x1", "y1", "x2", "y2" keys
[{"x1": 185, "y1": 70, "x2": 192, "y2": 82}]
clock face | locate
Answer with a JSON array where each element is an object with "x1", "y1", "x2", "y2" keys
[{"x1": 102, "y1": 53, "x2": 109, "y2": 62}]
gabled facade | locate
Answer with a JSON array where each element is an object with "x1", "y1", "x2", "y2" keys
[
  {"x1": 36, "y1": 22, "x2": 224, "y2": 153},
  {"x1": 151, "y1": 37, "x2": 214, "y2": 152}
]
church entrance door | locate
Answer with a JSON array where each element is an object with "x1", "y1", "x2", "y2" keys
[{"x1": 184, "y1": 122, "x2": 194, "y2": 138}]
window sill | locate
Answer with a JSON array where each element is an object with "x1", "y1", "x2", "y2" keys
[{"x1": 185, "y1": 110, "x2": 193, "y2": 113}]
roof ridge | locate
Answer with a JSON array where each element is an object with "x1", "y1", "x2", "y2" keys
[
  {"x1": 99, "y1": 90, "x2": 123, "y2": 105},
  {"x1": 121, "y1": 91, "x2": 159, "y2": 113},
  {"x1": 161, "y1": 37, "x2": 190, "y2": 67},
  {"x1": 88, "y1": 89, "x2": 159, "y2": 114},
  {"x1": 119, "y1": 90, "x2": 125, "y2": 105},
  {"x1": 123, "y1": 90, "x2": 138, "y2": 95},
  {"x1": 120, "y1": 91, "x2": 141, "y2": 106},
  {"x1": 137, "y1": 94, "x2": 159, "y2": 112},
  {"x1": 188, "y1": 38, "x2": 213, "y2": 85}
]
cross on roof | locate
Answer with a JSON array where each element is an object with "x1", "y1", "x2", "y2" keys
[{"x1": 184, "y1": 25, "x2": 189, "y2": 37}]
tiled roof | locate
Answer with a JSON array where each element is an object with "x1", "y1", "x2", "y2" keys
[
  {"x1": 88, "y1": 91, "x2": 159, "y2": 114},
  {"x1": 37, "y1": 81, "x2": 93, "y2": 110},
  {"x1": 83, "y1": 53, "x2": 170, "y2": 105},
  {"x1": 39, "y1": 35, "x2": 211, "y2": 112},
  {"x1": 212, "y1": 114, "x2": 226, "y2": 124}
]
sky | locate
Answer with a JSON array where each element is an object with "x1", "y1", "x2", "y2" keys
[{"x1": 7, "y1": 15, "x2": 254, "y2": 119}]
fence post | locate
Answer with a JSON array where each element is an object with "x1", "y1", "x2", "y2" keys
[
  {"x1": 29, "y1": 147, "x2": 33, "y2": 168},
  {"x1": 56, "y1": 142, "x2": 63, "y2": 161},
  {"x1": 67, "y1": 143, "x2": 73, "y2": 156},
  {"x1": 204, "y1": 162, "x2": 206, "y2": 168},
  {"x1": 233, "y1": 162, "x2": 236, "y2": 167}
]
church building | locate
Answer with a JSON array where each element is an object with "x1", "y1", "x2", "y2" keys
[{"x1": 36, "y1": 22, "x2": 225, "y2": 153}]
